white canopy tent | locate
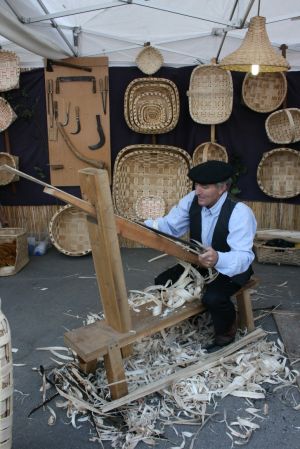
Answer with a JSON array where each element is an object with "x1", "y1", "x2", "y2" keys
[{"x1": 0, "y1": 0, "x2": 300, "y2": 70}]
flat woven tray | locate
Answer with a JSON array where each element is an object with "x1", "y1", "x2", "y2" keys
[
  {"x1": 192, "y1": 142, "x2": 228, "y2": 165},
  {"x1": 257, "y1": 148, "x2": 300, "y2": 198},
  {"x1": 265, "y1": 108, "x2": 300, "y2": 144},
  {"x1": 242, "y1": 72, "x2": 287, "y2": 113},
  {"x1": 0, "y1": 50, "x2": 20, "y2": 92},
  {"x1": 49, "y1": 205, "x2": 91, "y2": 256},
  {"x1": 187, "y1": 64, "x2": 233, "y2": 124},
  {"x1": 124, "y1": 77, "x2": 180, "y2": 134},
  {"x1": 135, "y1": 46, "x2": 164, "y2": 75},
  {"x1": 113, "y1": 144, "x2": 192, "y2": 220},
  {"x1": 0, "y1": 98, "x2": 17, "y2": 132}
]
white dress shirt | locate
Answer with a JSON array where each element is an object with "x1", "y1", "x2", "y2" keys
[{"x1": 144, "y1": 191, "x2": 257, "y2": 277}]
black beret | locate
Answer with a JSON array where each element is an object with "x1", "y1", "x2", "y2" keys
[{"x1": 188, "y1": 160, "x2": 235, "y2": 184}]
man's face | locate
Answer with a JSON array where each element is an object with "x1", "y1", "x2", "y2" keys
[{"x1": 195, "y1": 182, "x2": 227, "y2": 208}]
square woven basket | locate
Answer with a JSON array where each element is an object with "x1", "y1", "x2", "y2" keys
[
  {"x1": 254, "y1": 241, "x2": 300, "y2": 266},
  {"x1": 0, "y1": 228, "x2": 29, "y2": 276}
]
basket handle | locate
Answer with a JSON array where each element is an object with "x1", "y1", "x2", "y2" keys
[
  {"x1": 202, "y1": 143, "x2": 211, "y2": 162},
  {"x1": 284, "y1": 109, "x2": 295, "y2": 143}
]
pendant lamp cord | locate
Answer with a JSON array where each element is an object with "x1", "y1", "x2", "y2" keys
[{"x1": 258, "y1": 0, "x2": 261, "y2": 16}]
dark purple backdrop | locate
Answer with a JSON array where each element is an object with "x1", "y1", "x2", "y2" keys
[{"x1": 0, "y1": 67, "x2": 299, "y2": 206}]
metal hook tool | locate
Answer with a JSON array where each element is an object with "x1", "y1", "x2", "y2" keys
[
  {"x1": 59, "y1": 101, "x2": 70, "y2": 127},
  {"x1": 70, "y1": 106, "x2": 81, "y2": 135},
  {"x1": 99, "y1": 76, "x2": 109, "y2": 114}
]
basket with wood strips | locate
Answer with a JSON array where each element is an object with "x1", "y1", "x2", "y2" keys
[
  {"x1": 124, "y1": 77, "x2": 180, "y2": 134},
  {"x1": 242, "y1": 72, "x2": 287, "y2": 113},
  {"x1": 0, "y1": 305, "x2": 13, "y2": 449},
  {"x1": 135, "y1": 45, "x2": 164, "y2": 75},
  {"x1": 257, "y1": 148, "x2": 300, "y2": 199},
  {"x1": 192, "y1": 142, "x2": 228, "y2": 165},
  {"x1": 187, "y1": 64, "x2": 233, "y2": 125},
  {"x1": 49, "y1": 205, "x2": 91, "y2": 257},
  {"x1": 265, "y1": 108, "x2": 300, "y2": 144},
  {"x1": 112, "y1": 144, "x2": 192, "y2": 221},
  {"x1": 0, "y1": 50, "x2": 20, "y2": 92},
  {"x1": 0, "y1": 99, "x2": 17, "y2": 133},
  {"x1": 254, "y1": 241, "x2": 300, "y2": 266},
  {"x1": 0, "y1": 228, "x2": 29, "y2": 277},
  {"x1": 0, "y1": 154, "x2": 19, "y2": 186},
  {"x1": 135, "y1": 195, "x2": 166, "y2": 220}
]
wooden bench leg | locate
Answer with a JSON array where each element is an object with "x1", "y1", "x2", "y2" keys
[
  {"x1": 236, "y1": 289, "x2": 255, "y2": 332},
  {"x1": 78, "y1": 357, "x2": 98, "y2": 374},
  {"x1": 104, "y1": 343, "x2": 128, "y2": 400}
]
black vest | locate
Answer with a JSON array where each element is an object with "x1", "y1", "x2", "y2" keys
[{"x1": 189, "y1": 195, "x2": 253, "y2": 286}]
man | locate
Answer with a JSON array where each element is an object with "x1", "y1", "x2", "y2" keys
[{"x1": 145, "y1": 160, "x2": 257, "y2": 349}]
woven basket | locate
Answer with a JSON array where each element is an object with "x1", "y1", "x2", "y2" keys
[
  {"x1": 0, "y1": 50, "x2": 20, "y2": 92},
  {"x1": 254, "y1": 241, "x2": 300, "y2": 266},
  {"x1": 113, "y1": 144, "x2": 192, "y2": 221},
  {"x1": 124, "y1": 77, "x2": 180, "y2": 134},
  {"x1": 0, "y1": 154, "x2": 19, "y2": 186},
  {"x1": 0, "y1": 305, "x2": 13, "y2": 449},
  {"x1": 49, "y1": 205, "x2": 91, "y2": 256},
  {"x1": 257, "y1": 148, "x2": 300, "y2": 199},
  {"x1": 242, "y1": 72, "x2": 287, "y2": 113},
  {"x1": 0, "y1": 228, "x2": 29, "y2": 276},
  {"x1": 0, "y1": 98, "x2": 17, "y2": 132},
  {"x1": 265, "y1": 108, "x2": 300, "y2": 144},
  {"x1": 135, "y1": 46, "x2": 164, "y2": 75},
  {"x1": 135, "y1": 195, "x2": 166, "y2": 220},
  {"x1": 187, "y1": 64, "x2": 233, "y2": 124},
  {"x1": 192, "y1": 142, "x2": 228, "y2": 165}
]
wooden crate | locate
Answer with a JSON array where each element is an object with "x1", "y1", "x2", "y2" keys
[{"x1": 0, "y1": 228, "x2": 29, "y2": 276}]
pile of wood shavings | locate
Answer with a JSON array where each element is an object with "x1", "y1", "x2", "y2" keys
[{"x1": 39, "y1": 313, "x2": 299, "y2": 448}]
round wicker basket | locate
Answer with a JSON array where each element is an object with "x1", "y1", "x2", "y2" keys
[
  {"x1": 242, "y1": 72, "x2": 287, "y2": 113},
  {"x1": 257, "y1": 148, "x2": 300, "y2": 198},
  {"x1": 135, "y1": 46, "x2": 164, "y2": 75},
  {"x1": 135, "y1": 195, "x2": 166, "y2": 220},
  {"x1": 0, "y1": 153, "x2": 19, "y2": 186},
  {"x1": 124, "y1": 77, "x2": 180, "y2": 134},
  {"x1": 192, "y1": 142, "x2": 228, "y2": 165},
  {"x1": 265, "y1": 108, "x2": 300, "y2": 144},
  {"x1": 0, "y1": 98, "x2": 17, "y2": 132},
  {"x1": 187, "y1": 64, "x2": 233, "y2": 125},
  {"x1": 0, "y1": 50, "x2": 20, "y2": 92},
  {"x1": 49, "y1": 205, "x2": 91, "y2": 256}
]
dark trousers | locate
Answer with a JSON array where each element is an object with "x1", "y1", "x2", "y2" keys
[{"x1": 201, "y1": 274, "x2": 243, "y2": 335}]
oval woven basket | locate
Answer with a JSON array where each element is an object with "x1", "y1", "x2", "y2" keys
[
  {"x1": 135, "y1": 46, "x2": 164, "y2": 75},
  {"x1": 0, "y1": 98, "x2": 17, "y2": 132},
  {"x1": 0, "y1": 153, "x2": 19, "y2": 186},
  {"x1": 192, "y1": 142, "x2": 228, "y2": 165},
  {"x1": 187, "y1": 64, "x2": 233, "y2": 125},
  {"x1": 49, "y1": 205, "x2": 91, "y2": 256},
  {"x1": 0, "y1": 50, "x2": 20, "y2": 92},
  {"x1": 257, "y1": 148, "x2": 300, "y2": 198},
  {"x1": 242, "y1": 72, "x2": 287, "y2": 113},
  {"x1": 113, "y1": 144, "x2": 192, "y2": 220},
  {"x1": 265, "y1": 108, "x2": 300, "y2": 144},
  {"x1": 124, "y1": 77, "x2": 180, "y2": 134}
]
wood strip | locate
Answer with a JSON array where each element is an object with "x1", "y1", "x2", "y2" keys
[{"x1": 101, "y1": 328, "x2": 266, "y2": 412}]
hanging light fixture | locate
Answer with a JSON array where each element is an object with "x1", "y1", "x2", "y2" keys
[{"x1": 219, "y1": 15, "x2": 289, "y2": 74}]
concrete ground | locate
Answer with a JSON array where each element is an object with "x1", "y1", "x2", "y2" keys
[{"x1": 1, "y1": 248, "x2": 300, "y2": 449}]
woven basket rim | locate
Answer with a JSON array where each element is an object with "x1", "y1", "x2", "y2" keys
[
  {"x1": 188, "y1": 64, "x2": 233, "y2": 125},
  {"x1": 257, "y1": 148, "x2": 300, "y2": 198},
  {"x1": 265, "y1": 108, "x2": 300, "y2": 144},
  {"x1": 242, "y1": 72, "x2": 287, "y2": 113},
  {"x1": 49, "y1": 204, "x2": 91, "y2": 256},
  {"x1": 124, "y1": 77, "x2": 180, "y2": 134},
  {"x1": 135, "y1": 46, "x2": 164, "y2": 75},
  {"x1": 0, "y1": 153, "x2": 18, "y2": 186},
  {"x1": 0, "y1": 98, "x2": 16, "y2": 132}
]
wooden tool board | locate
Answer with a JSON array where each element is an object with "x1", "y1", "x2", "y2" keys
[{"x1": 44, "y1": 57, "x2": 111, "y2": 186}]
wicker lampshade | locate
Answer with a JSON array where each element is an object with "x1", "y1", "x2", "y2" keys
[{"x1": 219, "y1": 16, "x2": 289, "y2": 72}]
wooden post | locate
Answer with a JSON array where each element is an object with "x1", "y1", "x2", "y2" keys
[
  {"x1": 79, "y1": 168, "x2": 131, "y2": 398},
  {"x1": 236, "y1": 289, "x2": 255, "y2": 332}
]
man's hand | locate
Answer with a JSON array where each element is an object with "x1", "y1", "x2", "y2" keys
[{"x1": 198, "y1": 247, "x2": 219, "y2": 269}]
